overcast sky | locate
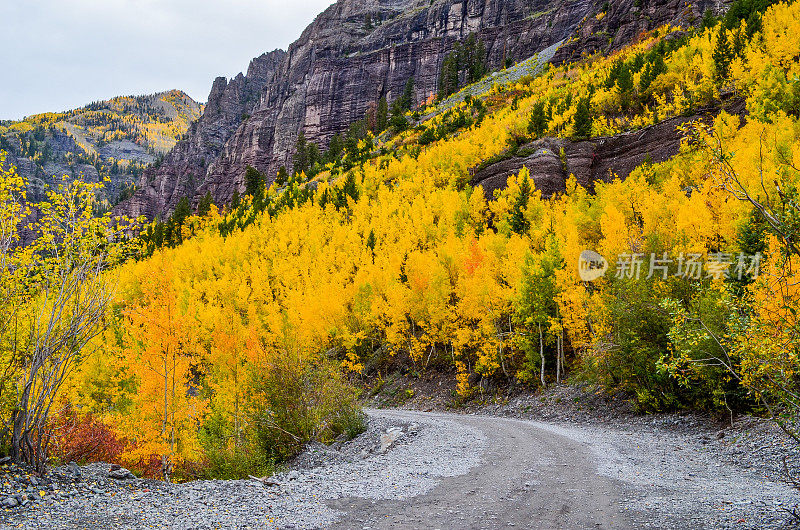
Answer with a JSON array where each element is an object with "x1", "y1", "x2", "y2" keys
[{"x1": 0, "y1": 0, "x2": 334, "y2": 120}]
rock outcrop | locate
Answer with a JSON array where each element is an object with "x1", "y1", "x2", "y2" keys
[
  {"x1": 472, "y1": 95, "x2": 745, "y2": 198},
  {"x1": 122, "y1": 51, "x2": 286, "y2": 219},
  {"x1": 118, "y1": 0, "x2": 719, "y2": 219},
  {"x1": 472, "y1": 114, "x2": 697, "y2": 198}
]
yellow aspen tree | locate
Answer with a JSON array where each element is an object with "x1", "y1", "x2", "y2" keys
[{"x1": 121, "y1": 254, "x2": 205, "y2": 481}]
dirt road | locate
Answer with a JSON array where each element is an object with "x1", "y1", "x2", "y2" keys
[
  {"x1": 2, "y1": 408, "x2": 795, "y2": 529},
  {"x1": 327, "y1": 409, "x2": 794, "y2": 530}
]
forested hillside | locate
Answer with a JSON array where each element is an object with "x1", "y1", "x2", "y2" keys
[
  {"x1": 1, "y1": 0, "x2": 799, "y2": 486},
  {"x1": 0, "y1": 91, "x2": 202, "y2": 206}
]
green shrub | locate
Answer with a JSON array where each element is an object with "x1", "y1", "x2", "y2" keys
[
  {"x1": 584, "y1": 277, "x2": 684, "y2": 412},
  {"x1": 248, "y1": 354, "x2": 365, "y2": 461}
]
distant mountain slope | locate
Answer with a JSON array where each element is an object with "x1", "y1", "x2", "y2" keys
[{"x1": 0, "y1": 90, "x2": 202, "y2": 206}]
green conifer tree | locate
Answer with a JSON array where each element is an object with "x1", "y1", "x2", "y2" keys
[
  {"x1": 376, "y1": 97, "x2": 389, "y2": 132},
  {"x1": 713, "y1": 30, "x2": 733, "y2": 80},
  {"x1": 293, "y1": 131, "x2": 309, "y2": 175},
  {"x1": 528, "y1": 101, "x2": 548, "y2": 137},
  {"x1": 197, "y1": 192, "x2": 213, "y2": 217},
  {"x1": 573, "y1": 98, "x2": 593, "y2": 139}
]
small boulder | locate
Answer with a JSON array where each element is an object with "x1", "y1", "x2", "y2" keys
[
  {"x1": 379, "y1": 429, "x2": 403, "y2": 453},
  {"x1": 108, "y1": 467, "x2": 135, "y2": 480},
  {"x1": 2, "y1": 496, "x2": 18, "y2": 508},
  {"x1": 68, "y1": 461, "x2": 81, "y2": 478}
]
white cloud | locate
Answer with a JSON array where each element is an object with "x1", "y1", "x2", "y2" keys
[{"x1": 0, "y1": 0, "x2": 334, "y2": 119}]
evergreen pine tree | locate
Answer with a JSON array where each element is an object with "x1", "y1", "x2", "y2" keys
[
  {"x1": 616, "y1": 64, "x2": 633, "y2": 94},
  {"x1": 153, "y1": 221, "x2": 164, "y2": 249},
  {"x1": 171, "y1": 196, "x2": 191, "y2": 245},
  {"x1": 244, "y1": 166, "x2": 265, "y2": 198},
  {"x1": 713, "y1": 29, "x2": 733, "y2": 80},
  {"x1": 638, "y1": 63, "x2": 654, "y2": 93},
  {"x1": 510, "y1": 177, "x2": 532, "y2": 235},
  {"x1": 527, "y1": 101, "x2": 548, "y2": 137},
  {"x1": 376, "y1": 97, "x2": 389, "y2": 132},
  {"x1": 605, "y1": 61, "x2": 623, "y2": 89},
  {"x1": 344, "y1": 120, "x2": 369, "y2": 161},
  {"x1": 701, "y1": 8, "x2": 717, "y2": 30},
  {"x1": 327, "y1": 134, "x2": 344, "y2": 164},
  {"x1": 439, "y1": 51, "x2": 460, "y2": 99},
  {"x1": 173, "y1": 196, "x2": 191, "y2": 226},
  {"x1": 293, "y1": 131, "x2": 309, "y2": 175},
  {"x1": 197, "y1": 192, "x2": 213, "y2": 217},
  {"x1": 389, "y1": 97, "x2": 409, "y2": 132},
  {"x1": 573, "y1": 97, "x2": 593, "y2": 139},
  {"x1": 342, "y1": 171, "x2": 359, "y2": 203}
]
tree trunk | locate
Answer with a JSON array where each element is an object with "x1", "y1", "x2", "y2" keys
[
  {"x1": 162, "y1": 351, "x2": 170, "y2": 482},
  {"x1": 556, "y1": 333, "x2": 562, "y2": 384},
  {"x1": 10, "y1": 407, "x2": 25, "y2": 463},
  {"x1": 559, "y1": 329, "x2": 566, "y2": 383},
  {"x1": 539, "y1": 323, "x2": 546, "y2": 388},
  {"x1": 11, "y1": 375, "x2": 34, "y2": 465}
]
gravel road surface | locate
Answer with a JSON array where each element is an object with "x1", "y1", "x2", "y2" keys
[{"x1": 1, "y1": 408, "x2": 796, "y2": 529}]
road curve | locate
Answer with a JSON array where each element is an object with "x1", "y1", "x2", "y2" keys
[
  {"x1": 1, "y1": 408, "x2": 792, "y2": 529},
  {"x1": 328, "y1": 409, "x2": 631, "y2": 529}
]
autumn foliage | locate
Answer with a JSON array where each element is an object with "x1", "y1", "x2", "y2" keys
[
  {"x1": 48, "y1": 407, "x2": 125, "y2": 466},
  {"x1": 2, "y1": 0, "x2": 800, "y2": 478}
]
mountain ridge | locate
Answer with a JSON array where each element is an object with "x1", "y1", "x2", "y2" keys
[{"x1": 0, "y1": 90, "x2": 202, "y2": 205}]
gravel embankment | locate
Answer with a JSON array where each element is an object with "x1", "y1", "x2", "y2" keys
[{"x1": 0, "y1": 415, "x2": 485, "y2": 529}]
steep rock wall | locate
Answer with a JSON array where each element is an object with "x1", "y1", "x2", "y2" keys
[{"x1": 118, "y1": 0, "x2": 718, "y2": 219}]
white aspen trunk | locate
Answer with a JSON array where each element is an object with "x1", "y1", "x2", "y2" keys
[
  {"x1": 556, "y1": 333, "x2": 562, "y2": 384},
  {"x1": 559, "y1": 329, "x2": 566, "y2": 382},
  {"x1": 162, "y1": 352, "x2": 169, "y2": 482},
  {"x1": 538, "y1": 323, "x2": 546, "y2": 388}
]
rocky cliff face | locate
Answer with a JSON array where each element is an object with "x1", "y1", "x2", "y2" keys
[
  {"x1": 119, "y1": 0, "x2": 719, "y2": 220},
  {"x1": 122, "y1": 51, "x2": 286, "y2": 219},
  {"x1": 552, "y1": 0, "x2": 724, "y2": 65}
]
